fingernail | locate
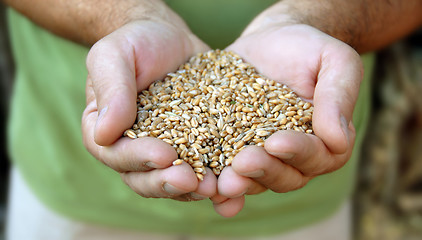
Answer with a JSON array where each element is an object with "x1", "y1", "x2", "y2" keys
[
  {"x1": 190, "y1": 192, "x2": 207, "y2": 200},
  {"x1": 267, "y1": 152, "x2": 295, "y2": 160},
  {"x1": 277, "y1": 152, "x2": 295, "y2": 160},
  {"x1": 163, "y1": 183, "x2": 185, "y2": 195},
  {"x1": 145, "y1": 161, "x2": 160, "y2": 169},
  {"x1": 232, "y1": 190, "x2": 247, "y2": 198},
  {"x1": 243, "y1": 169, "x2": 264, "y2": 178},
  {"x1": 340, "y1": 115, "x2": 350, "y2": 145},
  {"x1": 95, "y1": 106, "x2": 108, "y2": 129}
]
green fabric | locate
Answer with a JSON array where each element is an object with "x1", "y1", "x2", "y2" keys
[
  {"x1": 7, "y1": 1, "x2": 373, "y2": 237},
  {"x1": 165, "y1": 0, "x2": 277, "y2": 49}
]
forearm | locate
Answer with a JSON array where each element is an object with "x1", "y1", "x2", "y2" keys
[
  {"x1": 243, "y1": 0, "x2": 422, "y2": 53},
  {"x1": 3, "y1": 0, "x2": 187, "y2": 45}
]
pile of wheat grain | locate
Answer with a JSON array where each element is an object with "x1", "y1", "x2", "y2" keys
[{"x1": 124, "y1": 50, "x2": 313, "y2": 180}]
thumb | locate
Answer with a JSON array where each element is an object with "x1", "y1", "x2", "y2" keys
[
  {"x1": 313, "y1": 46, "x2": 363, "y2": 154},
  {"x1": 86, "y1": 38, "x2": 137, "y2": 146}
]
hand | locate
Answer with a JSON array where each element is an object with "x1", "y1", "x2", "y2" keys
[
  {"x1": 82, "y1": 18, "x2": 216, "y2": 202},
  {"x1": 212, "y1": 24, "x2": 363, "y2": 217}
]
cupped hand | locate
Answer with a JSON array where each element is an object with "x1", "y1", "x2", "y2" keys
[
  {"x1": 212, "y1": 24, "x2": 363, "y2": 217},
  {"x1": 82, "y1": 19, "x2": 216, "y2": 202}
]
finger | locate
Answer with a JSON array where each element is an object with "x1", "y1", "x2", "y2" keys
[
  {"x1": 100, "y1": 137, "x2": 179, "y2": 172},
  {"x1": 313, "y1": 44, "x2": 362, "y2": 154},
  {"x1": 231, "y1": 145, "x2": 309, "y2": 193},
  {"x1": 188, "y1": 167, "x2": 218, "y2": 200},
  {"x1": 217, "y1": 166, "x2": 267, "y2": 198},
  {"x1": 86, "y1": 36, "x2": 138, "y2": 146},
  {"x1": 211, "y1": 195, "x2": 245, "y2": 218},
  {"x1": 83, "y1": 104, "x2": 178, "y2": 172},
  {"x1": 264, "y1": 130, "x2": 354, "y2": 176},
  {"x1": 121, "y1": 162, "x2": 198, "y2": 199}
]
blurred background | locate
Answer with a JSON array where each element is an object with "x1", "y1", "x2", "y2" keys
[
  {"x1": 0, "y1": 3, "x2": 421, "y2": 240},
  {"x1": 353, "y1": 31, "x2": 422, "y2": 240},
  {"x1": 0, "y1": 3, "x2": 12, "y2": 240}
]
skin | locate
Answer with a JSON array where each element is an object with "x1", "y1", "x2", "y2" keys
[
  {"x1": 212, "y1": 24, "x2": 361, "y2": 216},
  {"x1": 82, "y1": 15, "x2": 216, "y2": 202},
  {"x1": 4, "y1": 0, "x2": 422, "y2": 217},
  {"x1": 210, "y1": 0, "x2": 422, "y2": 217}
]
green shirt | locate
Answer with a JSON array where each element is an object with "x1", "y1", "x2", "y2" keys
[{"x1": 7, "y1": 1, "x2": 373, "y2": 237}]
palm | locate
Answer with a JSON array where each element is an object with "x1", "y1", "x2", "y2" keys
[{"x1": 229, "y1": 25, "x2": 347, "y2": 99}]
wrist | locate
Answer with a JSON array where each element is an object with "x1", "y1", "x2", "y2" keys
[
  {"x1": 239, "y1": 1, "x2": 360, "y2": 51},
  {"x1": 239, "y1": 4, "x2": 298, "y2": 38},
  {"x1": 91, "y1": 0, "x2": 193, "y2": 45},
  {"x1": 4, "y1": 0, "x2": 195, "y2": 46},
  {"x1": 242, "y1": 0, "x2": 422, "y2": 54}
]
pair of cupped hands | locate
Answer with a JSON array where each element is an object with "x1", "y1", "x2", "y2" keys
[{"x1": 82, "y1": 16, "x2": 362, "y2": 217}]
